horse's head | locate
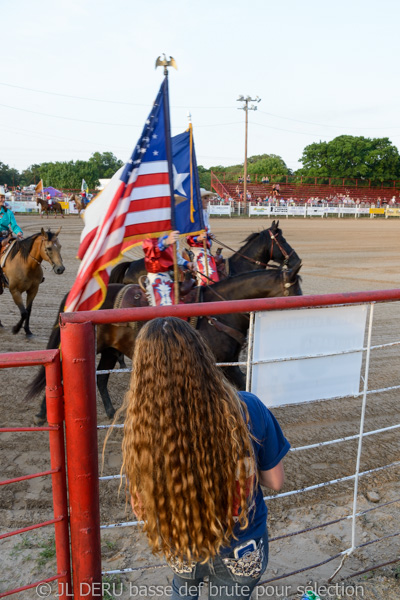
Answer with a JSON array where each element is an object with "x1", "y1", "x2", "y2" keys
[
  {"x1": 280, "y1": 261, "x2": 302, "y2": 297},
  {"x1": 40, "y1": 227, "x2": 65, "y2": 274},
  {"x1": 265, "y1": 220, "x2": 302, "y2": 270}
]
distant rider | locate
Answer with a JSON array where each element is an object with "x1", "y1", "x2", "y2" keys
[{"x1": 0, "y1": 188, "x2": 23, "y2": 292}]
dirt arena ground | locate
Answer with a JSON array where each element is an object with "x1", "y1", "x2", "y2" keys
[{"x1": 1, "y1": 215, "x2": 399, "y2": 599}]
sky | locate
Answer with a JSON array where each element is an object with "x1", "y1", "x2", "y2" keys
[{"x1": 2, "y1": 0, "x2": 400, "y2": 176}]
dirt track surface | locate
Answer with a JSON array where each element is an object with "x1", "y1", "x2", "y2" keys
[{"x1": 1, "y1": 215, "x2": 400, "y2": 598}]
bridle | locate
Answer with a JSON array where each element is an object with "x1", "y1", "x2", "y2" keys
[
  {"x1": 267, "y1": 229, "x2": 294, "y2": 267},
  {"x1": 29, "y1": 237, "x2": 59, "y2": 269},
  {"x1": 212, "y1": 227, "x2": 294, "y2": 269}
]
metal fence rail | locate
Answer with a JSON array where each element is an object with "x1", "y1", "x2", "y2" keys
[{"x1": 0, "y1": 350, "x2": 71, "y2": 600}]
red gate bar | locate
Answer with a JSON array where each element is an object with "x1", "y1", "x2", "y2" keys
[
  {"x1": 0, "y1": 348, "x2": 71, "y2": 600},
  {"x1": 45, "y1": 355, "x2": 72, "y2": 600},
  {"x1": 0, "y1": 517, "x2": 63, "y2": 540},
  {"x1": 60, "y1": 289, "x2": 400, "y2": 326},
  {"x1": 61, "y1": 321, "x2": 102, "y2": 600}
]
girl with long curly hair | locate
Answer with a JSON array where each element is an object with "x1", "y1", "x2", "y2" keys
[{"x1": 118, "y1": 317, "x2": 290, "y2": 600}]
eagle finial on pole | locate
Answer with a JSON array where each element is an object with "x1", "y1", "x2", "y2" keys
[{"x1": 155, "y1": 54, "x2": 178, "y2": 76}]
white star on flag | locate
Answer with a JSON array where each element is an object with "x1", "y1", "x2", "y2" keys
[{"x1": 173, "y1": 163, "x2": 189, "y2": 196}]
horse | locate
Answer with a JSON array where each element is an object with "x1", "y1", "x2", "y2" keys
[
  {"x1": 68, "y1": 193, "x2": 85, "y2": 215},
  {"x1": 2, "y1": 228, "x2": 65, "y2": 336},
  {"x1": 109, "y1": 220, "x2": 301, "y2": 285},
  {"x1": 36, "y1": 197, "x2": 65, "y2": 219},
  {"x1": 25, "y1": 264, "x2": 302, "y2": 424}
]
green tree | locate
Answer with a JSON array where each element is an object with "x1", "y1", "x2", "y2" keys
[
  {"x1": 197, "y1": 165, "x2": 211, "y2": 190},
  {"x1": 0, "y1": 162, "x2": 21, "y2": 187},
  {"x1": 247, "y1": 154, "x2": 289, "y2": 176},
  {"x1": 298, "y1": 136, "x2": 400, "y2": 182},
  {"x1": 20, "y1": 164, "x2": 41, "y2": 187},
  {"x1": 88, "y1": 152, "x2": 123, "y2": 179}
]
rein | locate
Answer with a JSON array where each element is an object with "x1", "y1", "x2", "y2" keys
[
  {"x1": 212, "y1": 228, "x2": 293, "y2": 268},
  {"x1": 211, "y1": 235, "x2": 270, "y2": 268}
]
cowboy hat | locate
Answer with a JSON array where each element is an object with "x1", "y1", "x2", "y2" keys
[{"x1": 200, "y1": 188, "x2": 217, "y2": 198}]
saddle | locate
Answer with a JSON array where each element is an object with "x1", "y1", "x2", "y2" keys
[{"x1": 0, "y1": 235, "x2": 16, "y2": 269}]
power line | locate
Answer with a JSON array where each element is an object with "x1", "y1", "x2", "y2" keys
[
  {"x1": 0, "y1": 102, "x2": 242, "y2": 129},
  {"x1": 0, "y1": 81, "x2": 232, "y2": 109}
]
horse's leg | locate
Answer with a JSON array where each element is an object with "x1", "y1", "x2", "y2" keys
[
  {"x1": 221, "y1": 366, "x2": 246, "y2": 390},
  {"x1": 23, "y1": 287, "x2": 38, "y2": 337},
  {"x1": 96, "y1": 348, "x2": 119, "y2": 419},
  {"x1": 34, "y1": 395, "x2": 47, "y2": 426},
  {"x1": 10, "y1": 289, "x2": 28, "y2": 334}
]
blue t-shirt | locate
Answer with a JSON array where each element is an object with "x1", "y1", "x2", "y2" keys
[{"x1": 222, "y1": 391, "x2": 290, "y2": 553}]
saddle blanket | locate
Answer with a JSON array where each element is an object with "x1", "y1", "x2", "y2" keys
[{"x1": 0, "y1": 240, "x2": 16, "y2": 268}]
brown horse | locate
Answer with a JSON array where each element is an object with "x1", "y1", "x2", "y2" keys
[
  {"x1": 36, "y1": 197, "x2": 65, "y2": 218},
  {"x1": 68, "y1": 193, "x2": 86, "y2": 215},
  {"x1": 2, "y1": 228, "x2": 65, "y2": 336}
]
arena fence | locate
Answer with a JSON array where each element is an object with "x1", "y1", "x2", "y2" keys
[
  {"x1": 0, "y1": 349, "x2": 71, "y2": 599},
  {"x1": 56, "y1": 289, "x2": 400, "y2": 598}
]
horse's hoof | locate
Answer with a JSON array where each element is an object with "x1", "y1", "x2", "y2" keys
[
  {"x1": 107, "y1": 409, "x2": 116, "y2": 420},
  {"x1": 33, "y1": 414, "x2": 46, "y2": 426},
  {"x1": 25, "y1": 332, "x2": 34, "y2": 338},
  {"x1": 12, "y1": 326, "x2": 20, "y2": 335}
]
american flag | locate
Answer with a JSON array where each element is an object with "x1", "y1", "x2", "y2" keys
[{"x1": 65, "y1": 78, "x2": 175, "y2": 313}]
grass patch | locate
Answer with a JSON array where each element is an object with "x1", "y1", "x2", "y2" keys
[{"x1": 102, "y1": 575, "x2": 124, "y2": 600}]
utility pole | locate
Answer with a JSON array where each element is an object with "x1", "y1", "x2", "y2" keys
[{"x1": 237, "y1": 95, "x2": 261, "y2": 206}]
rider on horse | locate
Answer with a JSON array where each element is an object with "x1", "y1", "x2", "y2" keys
[
  {"x1": 143, "y1": 231, "x2": 194, "y2": 307},
  {"x1": 0, "y1": 187, "x2": 23, "y2": 292},
  {"x1": 186, "y1": 188, "x2": 222, "y2": 286}
]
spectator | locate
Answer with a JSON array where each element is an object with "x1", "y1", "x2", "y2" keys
[
  {"x1": 246, "y1": 174, "x2": 251, "y2": 183},
  {"x1": 235, "y1": 185, "x2": 240, "y2": 196},
  {"x1": 117, "y1": 317, "x2": 290, "y2": 600}
]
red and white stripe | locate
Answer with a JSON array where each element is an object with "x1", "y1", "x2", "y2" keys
[{"x1": 65, "y1": 161, "x2": 172, "y2": 313}]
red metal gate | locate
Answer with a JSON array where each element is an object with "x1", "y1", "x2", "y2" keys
[
  {"x1": 58, "y1": 289, "x2": 400, "y2": 599},
  {"x1": 0, "y1": 349, "x2": 71, "y2": 599}
]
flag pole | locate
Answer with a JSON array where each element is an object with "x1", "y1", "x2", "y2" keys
[
  {"x1": 156, "y1": 54, "x2": 179, "y2": 304},
  {"x1": 188, "y1": 112, "x2": 209, "y2": 281}
]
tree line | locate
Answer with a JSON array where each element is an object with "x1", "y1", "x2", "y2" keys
[
  {"x1": 0, "y1": 152, "x2": 123, "y2": 190},
  {"x1": 2, "y1": 136, "x2": 400, "y2": 190}
]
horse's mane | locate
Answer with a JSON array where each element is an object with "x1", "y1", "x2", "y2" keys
[
  {"x1": 241, "y1": 227, "x2": 280, "y2": 247},
  {"x1": 9, "y1": 231, "x2": 56, "y2": 262}
]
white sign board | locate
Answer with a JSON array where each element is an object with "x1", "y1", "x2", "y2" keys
[
  {"x1": 251, "y1": 305, "x2": 367, "y2": 407},
  {"x1": 208, "y1": 204, "x2": 231, "y2": 216},
  {"x1": 8, "y1": 201, "x2": 40, "y2": 213},
  {"x1": 249, "y1": 206, "x2": 271, "y2": 216}
]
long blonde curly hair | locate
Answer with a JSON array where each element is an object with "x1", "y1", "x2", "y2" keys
[{"x1": 118, "y1": 317, "x2": 256, "y2": 563}]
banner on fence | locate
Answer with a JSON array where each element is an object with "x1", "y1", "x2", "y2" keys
[
  {"x1": 251, "y1": 305, "x2": 367, "y2": 406},
  {"x1": 208, "y1": 204, "x2": 231, "y2": 215},
  {"x1": 386, "y1": 207, "x2": 400, "y2": 217},
  {"x1": 369, "y1": 208, "x2": 385, "y2": 214},
  {"x1": 8, "y1": 201, "x2": 39, "y2": 213},
  {"x1": 249, "y1": 206, "x2": 270, "y2": 215}
]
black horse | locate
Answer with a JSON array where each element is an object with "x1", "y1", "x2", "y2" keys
[
  {"x1": 27, "y1": 265, "x2": 302, "y2": 424},
  {"x1": 109, "y1": 220, "x2": 301, "y2": 285}
]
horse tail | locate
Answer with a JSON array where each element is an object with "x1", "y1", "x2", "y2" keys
[
  {"x1": 24, "y1": 293, "x2": 67, "y2": 401},
  {"x1": 109, "y1": 261, "x2": 130, "y2": 284}
]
